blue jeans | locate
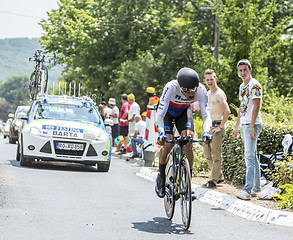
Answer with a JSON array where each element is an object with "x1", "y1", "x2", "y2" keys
[
  {"x1": 131, "y1": 137, "x2": 144, "y2": 155},
  {"x1": 241, "y1": 123, "x2": 262, "y2": 194}
]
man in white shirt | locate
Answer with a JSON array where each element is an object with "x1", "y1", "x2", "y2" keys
[
  {"x1": 127, "y1": 93, "x2": 140, "y2": 136},
  {"x1": 108, "y1": 98, "x2": 119, "y2": 147},
  {"x1": 130, "y1": 114, "x2": 146, "y2": 158},
  {"x1": 232, "y1": 59, "x2": 263, "y2": 200}
]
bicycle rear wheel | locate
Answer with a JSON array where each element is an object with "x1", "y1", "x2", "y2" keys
[
  {"x1": 164, "y1": 154, "x2": 176, "y2": 220},
  {"x1": 179, "y1": 156, "x2": 192, "y2": 230}
]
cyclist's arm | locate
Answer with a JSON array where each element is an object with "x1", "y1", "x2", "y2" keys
[{"x1": 156, "y1": 84, "x2": 176, "y2": 134}]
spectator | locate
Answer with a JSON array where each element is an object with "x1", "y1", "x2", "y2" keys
[
  {"x1": 146, "y1": 87, "x2": 159, "y2": 106},
  {"x1": 98, "y1": 104, "x2": 105, "y2": 121},
  {"x1": 141, "y1": 111, "x2": 147, "y2": 122},
  {"x1": 127, "y1": 93, "x2": 140, "y2": 136},
  {"x1": 116, "y1": 94, "x2": 131, "y2": 154},
  {"x1": 101, "y1": 101, "x2": 112, "y2": 118},
  {"x1": 129, "y1": 114, "x2": 146, "y2": 158},
  {"x1": 202, "y1": 69, "x2": 231, "y2": 188},
  {"x1": 108, "y1": 98, "x2": 119, "y2": 147},
  {"x1": 232, "y1": 59, "x2": 263, "y2": 200}
]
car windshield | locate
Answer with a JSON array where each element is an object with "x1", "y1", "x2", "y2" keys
[
  {"x1": 32, "y1": 102, "x2": 102, "y2": 124},
  {"x1": 15, "y1": 106, "x2": 30, "y2": 115}
]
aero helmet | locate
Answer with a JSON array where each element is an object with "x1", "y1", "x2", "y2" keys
[{"x1": 176, "y1": 67, "x2": 199, "y2": 91}]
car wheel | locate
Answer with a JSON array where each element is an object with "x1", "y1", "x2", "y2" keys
[
  {"x1": 16, "y1": 142, "x2": 20, "y2": 161},
  {"x1": 20, "y1": 144, "x2": 31, "y2": 166},
  {"x1": 8, "y1": 136, "x2": 13, "y2": 144},
  {"x1": 97, "y1": 163, "x2": 110, "y2": 172},
  {"x1": 3, "y1": 135, "x2": 6, "y2": 139}
]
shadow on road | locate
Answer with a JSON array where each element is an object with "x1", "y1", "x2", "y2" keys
[
  {"x1": 132, "y1": 217, "x2": 194, "y2": 235},
  {"x1": 9, "y1": 159, "x2": 99, "y2": 173}
]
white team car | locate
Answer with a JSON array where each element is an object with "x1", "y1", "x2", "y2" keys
[{"x1": 16, "y1": 95, "x2": 112, "y2": 172}]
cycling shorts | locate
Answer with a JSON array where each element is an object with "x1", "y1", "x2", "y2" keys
[{"x1": 163, "y1": 106, "x2": 194, "y2": 135}]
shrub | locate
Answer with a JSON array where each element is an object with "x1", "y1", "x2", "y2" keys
[
  {"x1": 221, "y1": 121, "x2": 293, "y2": 184},
  {"x1": 266, "y1": 154, "x2": 293, "y2": 186},
  {"x1": 277, "y1": 184, "x2": 293, "y2": 210},
  {"x1": 192, "y1": 143, "x2": 208, "y2": 176}
]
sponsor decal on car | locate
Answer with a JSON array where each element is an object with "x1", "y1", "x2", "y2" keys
[{"x1": 41, "y1": 125, "x2": 84, "y2": 138}]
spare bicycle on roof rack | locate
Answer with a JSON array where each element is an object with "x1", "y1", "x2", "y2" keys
[{"x1": 28, "y1": 49, "x2": 56, "y2": 100}]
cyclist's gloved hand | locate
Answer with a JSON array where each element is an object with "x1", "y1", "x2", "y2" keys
[
  {"x1": 157, "y1": 132, "x2": 167, "y2": 145},
  {"x1": 203, "y1": 131, "x2": 213, "y2": 144}
]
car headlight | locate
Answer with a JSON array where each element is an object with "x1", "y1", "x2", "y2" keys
[
  {"x1": 29, "y1": 126, "x2": 41, "y2": 136},
  {"x1": 96, "y1": 133, "x2": 108, "y2": 141},
  {"x1": 83, "y1": 132, "x2": 108, "y2": 141}
]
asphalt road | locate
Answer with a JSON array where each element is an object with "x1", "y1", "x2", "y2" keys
[{"x1": 1, "y1": 137, "x2": 293, "y2": 240}]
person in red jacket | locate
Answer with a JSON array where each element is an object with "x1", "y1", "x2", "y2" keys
[{"x1": 116, "y1": 94, "x2": 130, "y2": 154}]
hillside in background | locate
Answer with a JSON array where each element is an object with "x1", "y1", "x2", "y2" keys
[{"x1": 0, "y1": 38, "x2": 62, "y2": 83}]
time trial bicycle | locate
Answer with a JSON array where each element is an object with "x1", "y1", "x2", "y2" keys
[
  {"x1": 163, "y1": 136, "x2": 204, "y2": 230},
  {"x1": 28, "y1": 50, "x2": 54, "y2": 100}
]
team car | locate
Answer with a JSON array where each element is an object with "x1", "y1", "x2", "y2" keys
[
  {"x1": 16, "y1": 95, "x2": 112, "y2": 172},
  {"x1": 9, "y1": 105, "x2": 30, "y2": 144}
]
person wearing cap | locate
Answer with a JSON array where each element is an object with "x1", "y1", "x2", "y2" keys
[
  {"x1": 154, "y1": 67, "x2": 212, "y2": 198},
  {"x1": 127, "y1": 93, "x2": 140, "y2": 137},
  {"x1": 141, "y1": 111, "x2": 147, "y2": 121},
  {"x1": 116, "y1": 94, "x2": 131, "y2": 154},
  {"x1": 146, "y1": 87, "x2": 159, "y2": 106},
  {"x1": 232, "y1": 59, "x2": 263, "y2": 201},
  {"x1": 129, "y1": 114, "x2": 146, "y2": 158},
  {"x1": 108, "y1": 98, "x2": 119, "y2": 147}
]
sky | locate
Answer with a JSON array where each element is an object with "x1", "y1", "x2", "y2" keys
[{"x1": 0, "y1": 0, "x2": 59, "y2": 39}]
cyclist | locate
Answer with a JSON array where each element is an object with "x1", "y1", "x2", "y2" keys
[{"x1": 155, "y1": 67, "x2": 212, "y2": 198}]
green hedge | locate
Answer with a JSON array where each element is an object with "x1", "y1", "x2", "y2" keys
[{"x1": 222, "y1": 121, "x2": 293, "y2": 184}]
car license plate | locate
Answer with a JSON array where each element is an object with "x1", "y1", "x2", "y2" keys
[{"x1": 56, "y1": 142, "x2": 84, "y2": 151}]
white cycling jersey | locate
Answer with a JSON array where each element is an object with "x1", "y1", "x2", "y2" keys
[{"x1": 156, "y1": 80, "x2": 211, "y2": 134}]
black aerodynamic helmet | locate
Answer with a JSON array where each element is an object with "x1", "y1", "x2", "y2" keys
[{"x1": 176, "y1": 67, "x2": 200, "y2": 90}]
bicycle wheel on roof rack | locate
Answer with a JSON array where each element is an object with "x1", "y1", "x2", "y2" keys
[
  {"x1": 28, "y1": 71, "x2": 37, "y2": 100},
  {"x1": 42, "y1": 65, "x2": 48, "y2": 94}
]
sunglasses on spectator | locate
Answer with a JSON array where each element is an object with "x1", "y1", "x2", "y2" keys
[{"x1": 180, "y1": 87, "x2": 198, "y2": 93}]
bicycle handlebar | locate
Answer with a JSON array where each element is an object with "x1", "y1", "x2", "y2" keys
[
  {"x1": 29, "y1": 50, "x2": 56, "y2": 63},
  {"x1": 166, "y1": 136, "x2": 204, "y2": 144}
]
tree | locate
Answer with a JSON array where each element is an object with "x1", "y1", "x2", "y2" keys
[
  {"x1": 0, "y1": 102, "x2": 15, "y2": 121},
  {"x1": 0, "y1": 75, "x2": 30, "y2": 106},
  {"x1": 39, "y1": 0, "x2": 292, "y2": 110}
]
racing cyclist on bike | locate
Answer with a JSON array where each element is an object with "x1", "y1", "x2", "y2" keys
[{"x1": 155, "y1": 67, "x2": 212, "y2": 198}]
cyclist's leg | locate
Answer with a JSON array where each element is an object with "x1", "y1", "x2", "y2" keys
[
  {"x1": 156, "y1": 112, "x2": 174, "y2": 198},
  {"x1": 159, "y1": 111, "x2": 175, "y2": 167},
  {"x1": 175, "y1": 107, "x2": 195, "y2": 169}
]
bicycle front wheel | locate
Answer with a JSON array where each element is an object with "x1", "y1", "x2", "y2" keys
[
  {"x1": 164, "y1": 163, "x2": 175, "y2": 220},
  {"x1": 179, "y1": 156, "x2": 192, "y2": 230},
  {"x1": 28, "y1": 71, "x2": 37, "y2": 100}
]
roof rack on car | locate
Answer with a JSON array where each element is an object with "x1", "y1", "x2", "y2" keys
[{"x1": 36, "y1": 82, "x2": 97, "y2": 104}]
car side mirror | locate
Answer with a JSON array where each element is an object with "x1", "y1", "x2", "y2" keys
[
  {"x1": 104, "y1": 118, "x2": 114, "y2": 127},
  {"x1": 17, "y1": 112, "x2": 28, "y2": 121}
]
